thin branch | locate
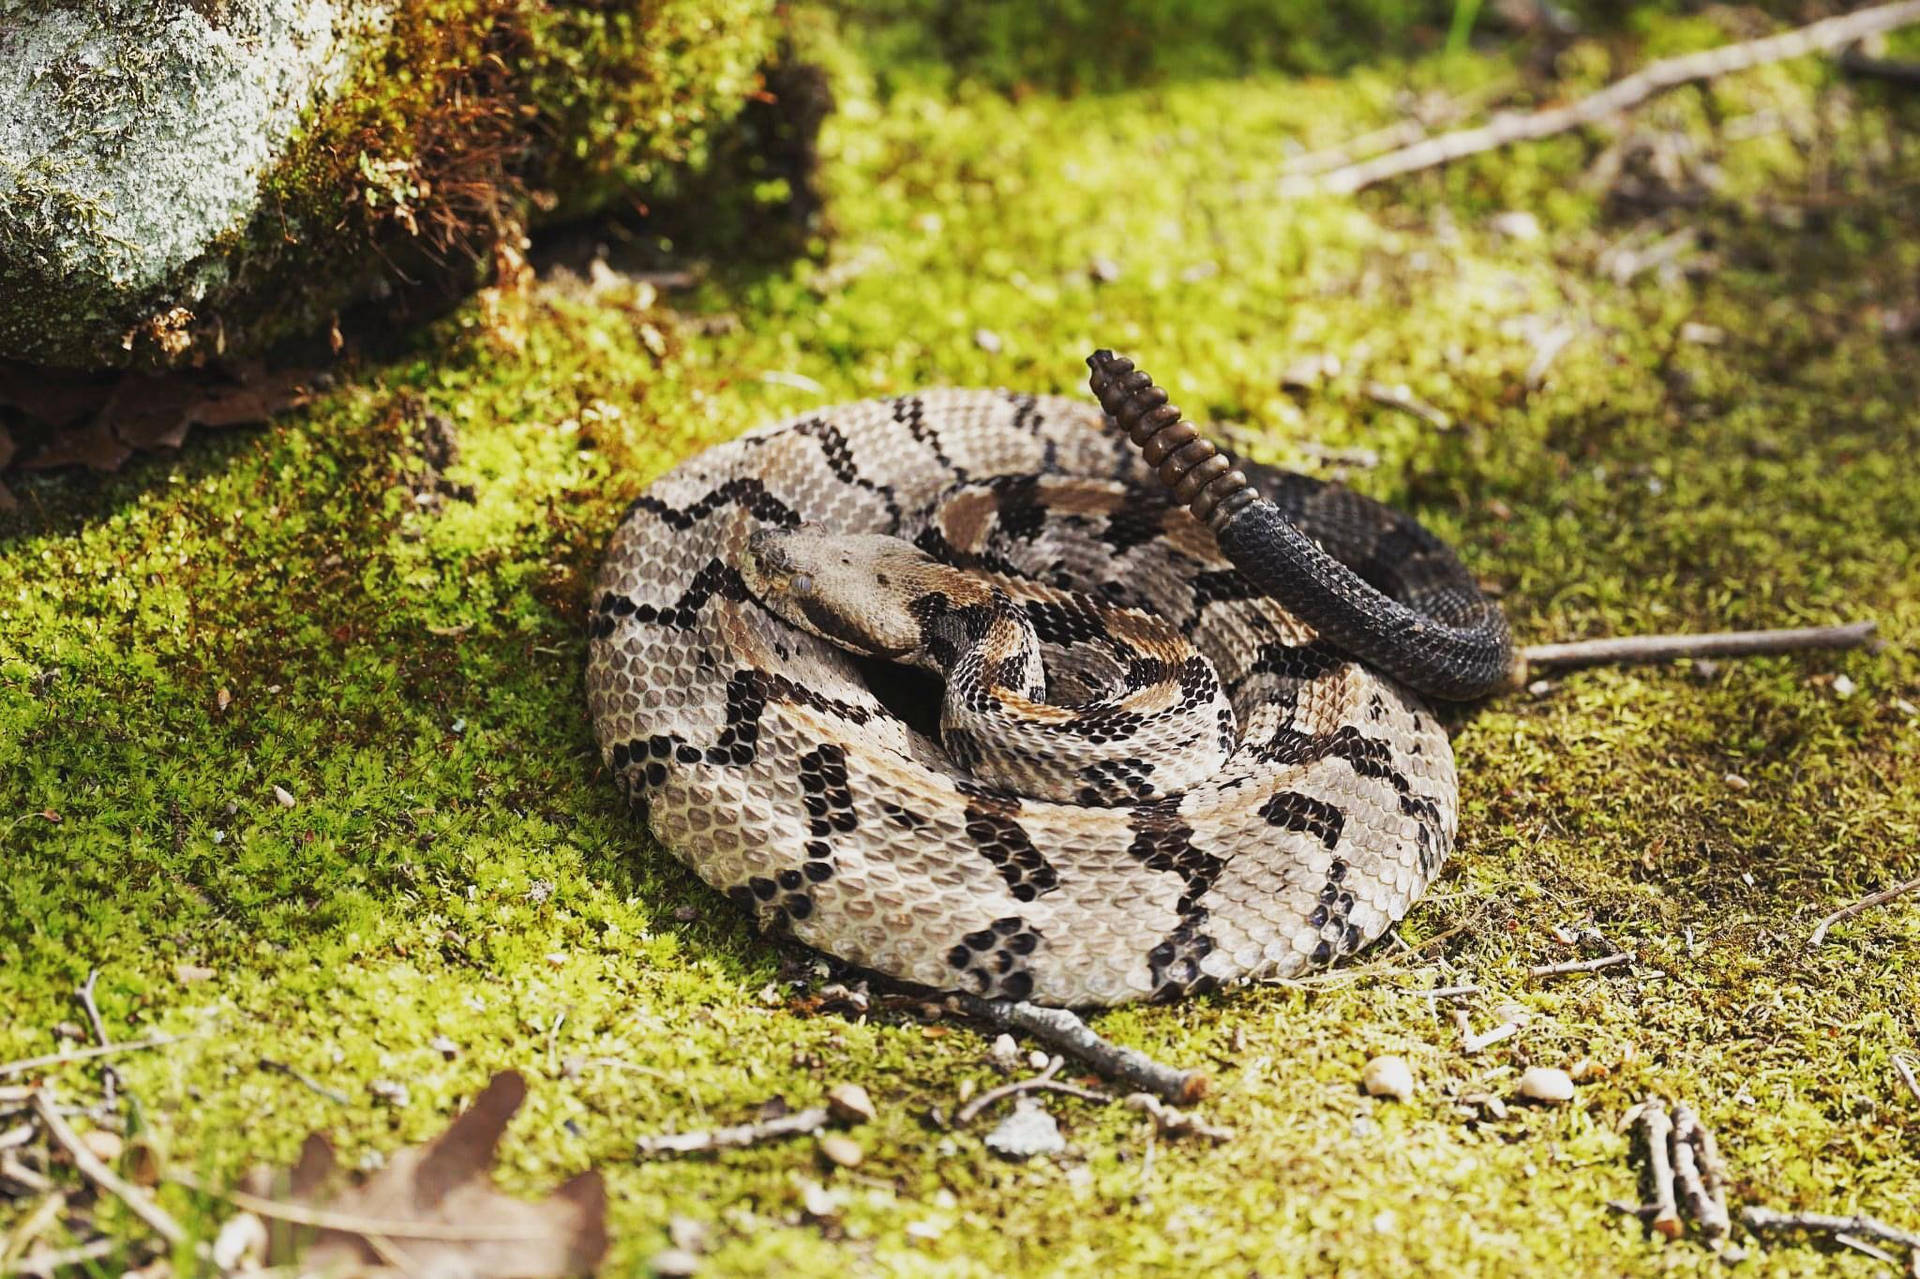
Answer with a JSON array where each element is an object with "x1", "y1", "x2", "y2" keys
[
  {"x1": 74, "y1": 969, "x2": 117, "y2": 1110},
  {"x1": 30, "y1": 1090, "x2": 185, "y2": 1247},
  {"x1": 1291, "y1": 1, "x2": 1920, "y2": 194},
  {"x1": 1808, "y1": 874, "x2": 1920, "y2": 947},
  {"x1": 1529, "y1": 952, "x2": 1631, "y2": 979},
  {"x1": 1521, "y1": 622, "x2": 1875, "y2": 675},
  {"x1": 634, "y1": 1106, "x2": 830, "y2": 1157},
  {"x1": 0, "y1": 1034, "x2": 182, "y2": 1081},
  {"x1": 1124, "y1": 1093, "x2": 1235, "y2": 1143},
  {"x1": 1636, "y1": 1100, "x2": 1682, "y2": 1239},
  {"x1": 1394, "y1": 984, "x2": 1481, "y2": 998},
  {"x1": 954, "y1": 1057, "x2": 1113, "y2": 1126},
  {"x1": 2, "y1": 1238, "x2": 123, "y2": 1278},
  {"x1": 1741, "y1": 1205, "x2": 1920, "y2": 1252},
  {"x1": 952, "y1": 996, "x2": 1207, "y2": 1104},
  {"x1": 1893, "y1": 1054, "x2": 1920, "y2": 1105},
  {"x1": 1671, "y1": 1104, "x2": 1732, "y2": 1240}
]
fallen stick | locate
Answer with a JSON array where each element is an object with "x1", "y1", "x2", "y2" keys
[
  {"x1": 2, "y1": 1238, "x2": 122, "y2": 1278},
  {"x1": 74, "y1": 969, "x2": 118, "y2": 1110},
  {"x1": 1124, "y1": 1093, "x2": 1235, "y2": 1143},
  {"x1": 1519, "y1": 621, "x2": 1875, "y2": 677},
  {"x1": 635, "y1": 1106, "x2": 830, "y2": 1157},
  {"x1": 1292, "y1": 1, "x2": 1920, "y2": 194},
  {"x1": 0, "y1": 1034, "x2": 182, "y2": 1081},
  {"x1": 1839, "y1": 43, "x2": 1920, "y2": 85},
  {"x1": 952, "y1": 996, "x2": 1208, "y2": 1105},
  {"x1": 1670, "y1": 1106, "x2": 1731, "y2": 1240},
  {"x1": 1808, "y1": 874, "x2": 1920, "y2": 946},
  {"x1": 29, "y1": 1090, "x2": 185, "y2": 1247},
  {"x1": 1741, "y1": 1205, "x2": 1920, "y2": 1253},
  {"x1": 1636, "y1": 1100, "x2": 1682, "y2": 1239},
  {"x1": 953, "y1": 1057, "x2": 1113, "y2": 1126},
  {"x1": 1893, "y1": 1054, "x2": 1920, "y2": 1105},
  {"x1": 1529, "y1": 952, "x2": 1631, "y2": 979}
]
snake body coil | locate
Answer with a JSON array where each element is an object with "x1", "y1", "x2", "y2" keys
[{"x1": 588, "y1": 354, "x2": 1509, "y2": 1005}]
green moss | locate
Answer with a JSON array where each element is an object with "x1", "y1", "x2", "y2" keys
[{"x1": 4, "y1": 6, "x2": 1919, "y2": 1274}]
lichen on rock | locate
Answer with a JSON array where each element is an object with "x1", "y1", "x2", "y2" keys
[{"x1": 0, "y1": 0, "x2": 780, "y2": 370}]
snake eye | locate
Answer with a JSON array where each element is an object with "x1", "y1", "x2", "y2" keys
[{"x1": 789, "y1": 573, "x2": 814, "y2": 597}]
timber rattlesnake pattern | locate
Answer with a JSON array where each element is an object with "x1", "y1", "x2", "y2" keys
[{"x1": 587, "y1": 353, "x2": 1510, "y2": 1006}]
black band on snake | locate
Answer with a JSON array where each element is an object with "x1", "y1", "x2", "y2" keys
[{"x1": 1086, "y1": 350, "x2": 1513, "y2": 701}]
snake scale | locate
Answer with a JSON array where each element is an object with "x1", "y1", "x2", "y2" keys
[{"x1": 587, "y1": 352, "x2": 1511, "y2": 1007}]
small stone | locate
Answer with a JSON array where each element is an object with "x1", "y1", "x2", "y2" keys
[
  {"x1": 429, "y1": 1034, "x2": 459, "y2": 1061},
  {"x1": 271, "y1": 785, "x2": 295, "y2": 808},
  {"x1": 1027, "y1": 1050, "x2": 1050, "y2": 1071},
  {"x1": 211, "y1": 1212, "x2": 268, "y2": 1270},
  {"x1": 825, "y1": 1082, "x2": 876, "y2": 1126},
  {"x1": 666, "y1": 1216, "x2": 710, "y2": 1253},
  {"x1": 1488, "y1": 210, "x2": 1542, "y2": 241},
  {"x1": 80, "y1": 1129, "x2": 125, "y2": 1163},
  {"x1": 1527, "y1": 679, "x2": 1552, "y2": 697},
  {"x1": 987, "y1": 1034, "x2": 1021, "y2": 1073},
  {"x1": 174, "y1": 963, "x2": 216, "y2": 985},
  {"x1": 1723, "y1": 772, "x2": 1750, "y2": 791},
  {"x1": 956, "y1": 1078, "x2": 976, "y2": 1104},
  {"x1": 1692, "y1": 659, "x2": 1720, "y2": 679},
  {"x1": 1087, "y1": 255, "x2": 1122, "y2": 283},
  {"x1": 649, "y1": 1247, "x2": 701, "y2": 1277},
  {"x1": 545, "y1": 951, "x2": 567, "y2": 968},
  {"x1": 818, "y1": 1134, "x2": 863, "y2": 1168},
  {"x1": 973, "y1": 328, "x2": 1003, "y2": 354},
  {"x1": 798, "y1": 1178, "x2": 839, "y2": 1218},
  {"x1": 905, "y1": 1219, "x2": 945, "y2": 1242},
  {"x1": 1831, "y1": 673, "x2": 1857, "y2": 698},
  {"x1": 983, "y1": 1098, "x2": 1065, "y2": 1159},
  {"x1": 1679, "y1": 321, "x2": 1725, "y2": 345},
  {"x1": 215, "y1": 687, "x2": 231, "y2": 713},
  {"x1": 1894, "y1": 698, "x2": 1918, "y2": 717},
  {"x1": 1361, "y1": 1054, "x2": 1416, "y2": 1102},
  {"x1": 369, "y1": 1078, "x2": 410, "y2": 1108},
  {"x1": 1517, "y1": 1066, "x2": 1575, "y2": 1104}
]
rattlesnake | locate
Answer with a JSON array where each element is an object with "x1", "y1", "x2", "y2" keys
[{"x1": 587, "y1": 353, "x2": 1510, "y2": 1007}]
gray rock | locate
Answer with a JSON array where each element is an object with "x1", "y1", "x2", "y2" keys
[
  {"x1": 0, "y1": 0, "x2": 385, "y2": 366},
  {"x1": 982, "y1": 1099, "x2": 1065, "y2": 1160}
]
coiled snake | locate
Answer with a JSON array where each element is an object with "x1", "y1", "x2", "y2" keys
[{"x1": 588, "y1": 353, "x2": 1511, "y2": 1006}]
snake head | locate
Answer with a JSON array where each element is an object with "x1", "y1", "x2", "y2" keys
[{"x1": 740, "y1": 526, "x2": 937, "y2": 660}]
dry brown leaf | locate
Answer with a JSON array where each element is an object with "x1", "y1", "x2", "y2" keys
[{"x1": 240, "y1": 1071, "x2": 605, "y2": 1278}]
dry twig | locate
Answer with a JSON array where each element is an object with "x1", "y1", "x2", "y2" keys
[
  {"x1": 1741, "y1": 1206, "x2": 1920, "y2": 1253},
  {"x1": 1290, "y1": 1, "x2": 1920, "y2": 194},
  {"x1": 1530, "y1": 952, "x2": 1631, "y2": 979},
  {"x1": 635, "y1": 1106, "x2": 830, "y2": 1156},
  {"x1": 1893, "y1": 1054, "x2": 1920, "y2": 1105},
  {"x1": 0, "y1": 1034, "x2": 182, "y2": 1081},
  {"x1": 1124, "y1": 1093, "x2": 1234, "y2": 1143},
  {"x1": 2, "y1": 1238, "x2": 121, "y2": 1278},
  {"x1": 953, "y1": 1057, "x2": 1112, "y2": 1126},
  {"x1": 953, "y1": 996, "x2": 1207, "y2": 1104},
  {"x1": 1671, "y1": 1104, "x2": 1731, "y2": 1240},
  {"x1": 29, "y1": 1090, "x2": 185, "y2": 1247},
  {"x1": 1636, "y1": 1100, "x2": 1683, "y2": 1239},
  {"x1": 1808, "y1": 874, "x2": 1920, "y2": 946},
  {"x1": 1520, "y1": 621, "x2": 1875, "y2": 678}
]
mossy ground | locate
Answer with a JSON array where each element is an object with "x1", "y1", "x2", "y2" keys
[{"x1": 4, "y1": 7, "x2": 1919, "y2": 1274}]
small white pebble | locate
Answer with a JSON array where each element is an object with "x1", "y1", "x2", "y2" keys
[
  {"x1": 1517, "y1": 1066, "x2": 1575, "y2": 1104},
  {"x1": 987, "y1": 1034, "x2": 1021, "y2": 1072},
  {"x1": 649, "y1": 1247, "x2": 701, "y2": 1277},
  {"x1": 272, "y1": 784, "x2": 295, "y2": 808},
  {"x1": 211, "y1": 1212, "x2": 268, "y2": 1269},
  {"x1": 429, "y1": 1034, "x2": 459, "y2": 1061},
  {"x1": 817, "y1": 1133, "x2": 863, "y2": 1168},
  {"x1": 1832, "y1": 674, "x2": 1857, "y2": 698},
  {"x1": 1028, "y1": 1049, "x2": 1050, "y2": 1071},
  {"x1": 957, "y1": 1078, "x2": 977, "y2": 1104},
  {"x1": 545, "y1": 951, "x2": 567, "y2": 968},
  {"x1": 973, "y1": 328, "x2": 1003, "y2": 354},
  {"x1": 1893, "y1": 697, "x2": 1917, "y2": 717},
  {"x1": 799, "y1": 1178, "x2": 840, "y2": 1217},
  {"x1": 984, "y1": 1099, "x2": 1065, "y2": 1159},
  {"x1": 1087, "y1": 255, "x2": 1122, "y2": 283},
  {"x1": 1723, "y1": 772, "x2": 1750, "y2": 791},
  {"x1": 1488, "y1": 210, "x2": 1542, "y2": 241},
  {"x1": 1361, "y1": 1054, "x2": 1416, "y2": 1102},
  {"x1": 667, "y1": 1216, "x2": 710, "y2": 1253},
  {"x1": 825, "y1": 1082, "x2": 875, "y2": 1126},
  {"x1": 369, "y1": 1078, "x2": 410, "y2": 1108},
  {"x1": 905, "y1": 1219, "x2": 945, "y2": 1242},
  {"x1": 80, "y1": 1129, "x2": 124, "y2": 1162},
  {"x1": 1527, "y1": 679, "x2": 1552, "y2": 697}
]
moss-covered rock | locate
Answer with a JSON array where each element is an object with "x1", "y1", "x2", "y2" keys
[{"x1": 0, "y1": 0, "x2": 778, "y2": 370}]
